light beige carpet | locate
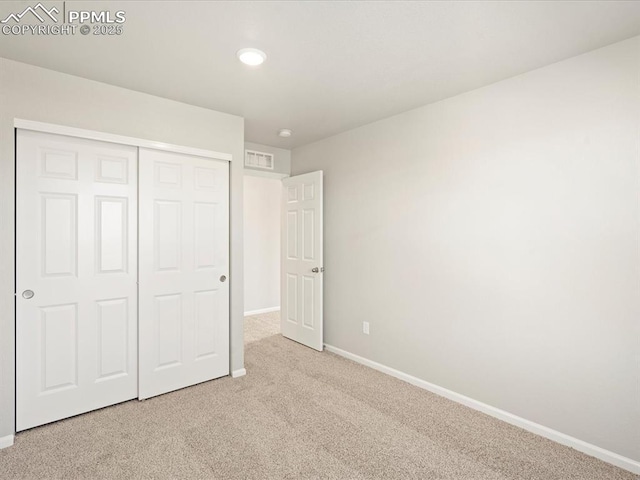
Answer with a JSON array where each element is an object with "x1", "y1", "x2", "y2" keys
[{"x1": 0, "y1": 312, "x2": 636, "y2": 479}]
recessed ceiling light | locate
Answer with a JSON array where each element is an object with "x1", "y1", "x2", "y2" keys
[
  {"x1": 237, "y1": 48, "x2": 267, "y2": 66},
  {"x1": 278, "y1": 129, "x2": 292, "y2": 138}
]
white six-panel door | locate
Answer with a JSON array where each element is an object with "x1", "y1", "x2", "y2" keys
[
  {"x1": 16, "y1": 130, "x2": 138, "y2": 431},
  {"x1": 281, "y1": 171, "x2": 324, "y2": 351},
  {"x1": 138, "y1": 148, "x2": 230, "y2": 399}
]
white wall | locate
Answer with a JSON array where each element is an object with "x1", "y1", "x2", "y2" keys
[
  {"x1": 291, "y1": 37, "x2": 640, "y2": 464},
  {"x1": 0, "y1": 58, "x2": 245, "y2": 440},
  {"x1": 243, "y1": 176, "x2": 281, "y2": 314}
]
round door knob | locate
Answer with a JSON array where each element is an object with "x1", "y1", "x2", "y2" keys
[
  {"x1": 311, "y1": 267, "x2": 319, "y2": 273},
  {"x1": 22, "y1": 290, "x2": 34, "y2": 299},
  {"x1": 220, "y1": 275, "x2": 227, "y2": 283}
]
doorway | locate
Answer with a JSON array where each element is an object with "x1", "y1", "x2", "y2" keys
[
  {"x1": 243, "y1": 174, "x2": 282, "y2": 343},
  {"x1": 243, "y1": 169, "x2": 324, "y2": 351}
]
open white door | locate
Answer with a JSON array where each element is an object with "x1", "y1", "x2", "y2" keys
[
  {"x1": 138, "y1": 148, "x2": 229, "y2": 399},
  {"x1": 16, "y1": 130, "x2": 138, "y2": 431},
  {"x1": 281, "y1": 171, "x2": 323, "y2": 351}
]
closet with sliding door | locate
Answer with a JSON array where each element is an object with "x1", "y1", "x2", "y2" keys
[{"x1": 15, "y1": 127, "x2": 230, "y2": 430}]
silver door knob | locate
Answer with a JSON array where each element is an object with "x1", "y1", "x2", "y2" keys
[
  {"x1": 22, "y1": 290, "x2": 34, "y2": 299},
  {"x1": 220, "y1": 275, "x2": 227, "y2": 282},
  {"x1": 311, "y1": 267, "x2": 319, "y2": 273}
]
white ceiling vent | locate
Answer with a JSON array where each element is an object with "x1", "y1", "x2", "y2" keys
[{"x1": 245, "y1": 149, "x2": 274, "y2": 170}]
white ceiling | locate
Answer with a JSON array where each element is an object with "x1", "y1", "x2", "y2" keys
[{"x1": 2, "y1": 1, "x2": 640, "y2": 148}]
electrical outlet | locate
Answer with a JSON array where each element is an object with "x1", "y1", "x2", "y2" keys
[{"x1": 363, "y1": 321, "x2": 370, "y2": 335}]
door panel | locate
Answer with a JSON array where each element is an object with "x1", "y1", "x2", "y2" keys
[
  {"x1": 281, "y1": 171, "x2": 323, "y2": 351},
  {"x1": 96, "y1": 298, "x2": 129, "y2": 380},
  {"x1": 139, "y1": 148, "x2": 229, "y2": 399},
  {"x1": 16, "y1": 130, "x2": 138, "y2": 431}
]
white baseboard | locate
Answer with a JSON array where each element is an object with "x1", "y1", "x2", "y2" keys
[
  {"x1": 0, "y1": 434, "x2": 14, "y2": 449},
  {"x1": 324, "y1": 344, "x2": 640, "y2": 475},
  {"x1": 244, "y1": 306, "x2": 280, "y2": 316},
  {"x1": 231, "y1": 368, "x2": 246, "y2": 378}
]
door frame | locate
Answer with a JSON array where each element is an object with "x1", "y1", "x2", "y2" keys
[
  {"x1": 14, "y1": 120, "x2": 232, "y2": 161},
  {"x1": 10, "y1": 119, "x2": 235, "y2": 441}
]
